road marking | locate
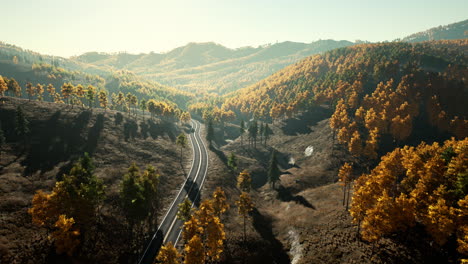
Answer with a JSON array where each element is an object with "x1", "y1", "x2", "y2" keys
[
  {"x1": 163, "y1": 120, "x2": 204, "y2": 243},
  {"x1": 174, "y1": 123, "x2": 210, "y2": 244},
  {"x1": 138, "y1": 120, "x2": 199, "y2": 264}
]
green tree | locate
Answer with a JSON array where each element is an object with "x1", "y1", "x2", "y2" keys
[
  {"x1": 0, "y1": 122, "x2": 5, "y2": 158},
  {"x1": 248, "y1": 121, "x2": 258, "y2": 148},
  {"x1": 120, "y1": 163, "x2": 146, "y2": 228},
  {"x1": 227, "y1": 152, "x2": 238, "y2": 173},
  {"x1": 264, "y1": 123, "x2": 272, "y2": 145},
  {"x1": 176, "y1": 133, "x2": 188, "y2": 164},
  {"x1": 206, "y1": 119, "x2": 214, "y2": 144},
  {"x1": 268, "y1": 151, "x2": 281, "y2": 189},
  {"x1": 141, "y1": 165, "x2": 159, "y2": 227},
  {"x1": 177, "y1": 198, "x2": 193, "y2": 222},
  {"x1": 239, "y1": 119, "x2": 245, "y2": 146},
  {"x1": 139, "y1": 99, "x2": 147, "y2": 120},
  {"x1": 15, "y1": 106, "x2": 29, "y2": 146},
  {"x1": 86, "y1": 85, "x2": 96, "y2": 108}
]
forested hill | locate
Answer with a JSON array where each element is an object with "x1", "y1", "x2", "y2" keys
[
  {"x1": 401, "y1": 19, "x2": 467, "y2": 42},
  {"x1": 221, "y1": 40, "x2": 467, "y2": 149},
  {"x1": 73, "y1": 40, "x2": 354, "y2": 94},
  {"x1": 0, "y1": 42, "x2": 194, "y2": 108}
]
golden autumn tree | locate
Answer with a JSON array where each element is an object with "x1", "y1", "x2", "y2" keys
[
  {"x1": 50, "y1": 214, "x2": 80, "y2": 256},
  {"x1": 338, "y1": 162, "x2": 353, "y2": 210},
  {"x1": 26, "y1": 82, "x2": 34, "y2": 101},
  {"x1": 211, "y1": 187, "x2": 229, "y2": 217},
  {"x1": 236, "y1": 191, "x2": 254, "y2": 243},
  {"x1": 98, "y1": 90, "x2": 108, "y2": 110},
  {"x1": 46, "y1": 84, "x2": 55, "y2": 101},
  {"x1": 184, "y1": 235, "x2": 205, "y2": 264},
  {"x1": 156, "y1": 242, "x2": 181, "y2": 264},
  {"x1": 348, "y1": 131, "x2": 363, "y2": 156},
  {"x1": 350, "y1": 137, "x2": 468, "y2": 256},
  {"x1": 237, "y1": 170, "x2": 252, "y2": 193},
  {"x1": 0, "y1": 76, "x2": 7, "y2": 97},
  {"x1": 35, "y1": 84, "x2": 44, "y2": 101}
]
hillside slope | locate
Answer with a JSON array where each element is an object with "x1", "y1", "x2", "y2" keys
[
  {"x1": 74, "y1": 40, "x2": 354, "y2": 94},
  {"x1": 0, "y1": 97, "x2": 191, "y2": 264},
  {"x1": 401, "y1": 19, "x2": 468, "y2": 42}
]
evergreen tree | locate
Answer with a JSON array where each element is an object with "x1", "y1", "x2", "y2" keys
[
  {"x1": 206, "y1": 119, "x2": 214, "y2": 144},
  {"x1": 264, "y1": 123, "x2": 271, "y2": 145},
  {"x1": 239, "y1": 120, "x2": 245, "y2": 146},
  {"x1": 176, "y1": 133, "x2": 188, "y2": 164},
  {"x1": 227, "y1": 152, "x2": 238, "y2": 173},
  {"x1": 268, "y1": 151, "x2": 281, "y2": 189},
  {"x1": 14, "y1": 106, "x2": 29, "y2": 146},
  {"x1": 0, "y1": 122, "x2": 5, "y2": 158}
]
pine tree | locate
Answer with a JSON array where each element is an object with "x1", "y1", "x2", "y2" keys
[
  {"x1": 268, "y1": 151, "x2": 281, "y2": 189},
  {"x1": 14, "y1": 106, "x2": 29, "y2": 146},
  {"x1": 206, "y1": 119, "x2": 214, "y2": 144},
  {"x1": 239, "y1": 119, "x2": 245, "y2": 146},
  {"x1": 176, "y1": 133, "x2": 188, "y2": 164},
  {"x1": 227, "y1": 152, "x2": 238, "y2": 173},
  {"x1": 264, "y1": 123, "x2": 271, "y2": 145}
]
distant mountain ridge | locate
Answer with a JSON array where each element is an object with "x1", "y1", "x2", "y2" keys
[
  {"x1": 401, "y1": 19, "x2": 467, "y2": 42},
  {"x1": 74, "y1": 40, "x2": 355, "y2": 94}
]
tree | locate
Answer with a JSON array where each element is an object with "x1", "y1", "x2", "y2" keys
[
  {"x1": 268, "y1": 151, "x2": 281, "y2": 189},
  {"x1": 248, "y1": 121, "x2": 258, "y2": 148},
  {"x1": 120, "y1": 163, "x2": 146, "y2": 227},
  {"x1": 176, "y1": 133, "x2": 188, "y2": 164},
  {"x1": 0, "y1": 122, "x2": 5, "y2": 158},
  {"x1": 227, "y1": 152, "x2": 238, "y2": 173},
  {"x1": 0, "y1": 76, "x2": 7, "y2": 97},
  {"x1": 61, "y1": 83, "x2": 74, "y2": 104},
  {"x1": 7, "y1": 78, "x2": 21, "y2": 97},
  {"x1": 35, "y1": 83, "x2": 44, "y2": 101},
  {"x1": 46, "y1": 84, "x2": 55, "y2": 101},
  {"x1": 15, "y1": 106, "x2": 29, "y2": 146},
  {"x1": 139, "y1": 99, "x2": 147, "y2": 119},
  {"x1": 86, "y1": 85, "x2": 96, "y2": 108},
  {"x1": 239, "y1": 119, "x2": 245, "y2": 146},
  {"x1": 156, "y1": 242, "x2": 181, "y2": 264},
  {"x1": 236, "y1": 192, "x2": 254, "y2": 243},
  {"x1": 264, "y1": 123, "x2": 271, "y2": 145},
  {"x1": 75, "y1": 84, "x2": 85, "y2": 106},
  {"x1": 98, "y1": 90, "x2": 108, "y2": 111},
  {"x1": 237, "y1": 170, "x2": 251, "y2": 193},
  {"x1": 26, "y1": 82, "x2": 34, "y2": 101},
  {"x1": 338, "y1": 162, "x2": 353, "y2": 210},
  {"x1": 184, "y1": 235, "x2": 205, "y2": 264},
  {"x1": 206, "y1": 119, "x2": 214, "y2": 144},
  {"x1": 50, "y1": 215, "x2": 80, "y2": 256},
  {"x1": 211, "y1": 187, "x2": 229, "y2": 217},
  {"x1": 177, "y1": 198, "x2": 193, "y2": 222}
]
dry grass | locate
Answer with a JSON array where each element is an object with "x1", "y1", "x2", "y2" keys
[{"x1": 0, "y1": 97, "x2": 191, "y2": 263}]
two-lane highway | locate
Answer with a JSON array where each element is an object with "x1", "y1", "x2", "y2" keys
[{"x1": 138, "y1": 119, "x2": 209, "y2": 264}]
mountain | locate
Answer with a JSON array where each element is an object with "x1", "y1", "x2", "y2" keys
[
  {"x1": 73, "y1": 40, "x2": 355, "y2": 94},
  {"x1": 401, "y1": 19, "x2": 468, "y2": 42},
  {"x1": 0, "y1": 41, "x2": 193, "y2": 108}
]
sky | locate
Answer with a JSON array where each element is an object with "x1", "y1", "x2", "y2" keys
[{"x1": 1, "y1": 0, "x2": 466, "y2": 57}]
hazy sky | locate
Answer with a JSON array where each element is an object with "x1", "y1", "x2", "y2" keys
[{"x1": 1, "y1": 0, "x2": 466, "y2": 57}]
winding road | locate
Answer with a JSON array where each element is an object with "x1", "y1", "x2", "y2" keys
[{"x1": 138, "y1": 119, "x2": 209, "y2": 264}]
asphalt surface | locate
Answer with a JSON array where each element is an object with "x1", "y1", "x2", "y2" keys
[{"x1": 138, "y1": 119, "x2": 209, "y2": 264}]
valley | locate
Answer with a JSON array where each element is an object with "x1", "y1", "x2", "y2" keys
[{"x1": 0, "y1": 14, "x2": 467, "y2": 264}]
